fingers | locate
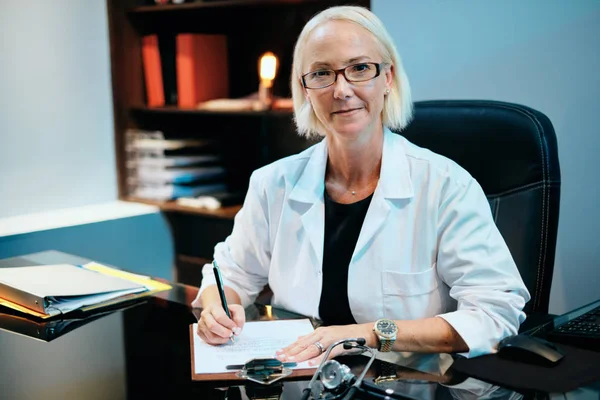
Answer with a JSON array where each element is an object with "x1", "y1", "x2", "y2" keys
[
  {"x1": 277, "y1": 332, "x2": 314, "y2": 356},
  {"x1": 276, "y1": 325, "x2": 361, "y2": 364},
  {"x1": 196, "y1": 316, "x2": 231, "y2": 345},
  {"x1": 212, "y1": 306, "x2": 238, "y2": 332},
  {"x1": 291, "y1": 342, "x2": 324, "y2": 363},
  {"x1": 276, "y1": 332, "x2": 324, "y2": 363},
  {"x1": 308, "y1": 353, "x2": 326, "y2": 367},
  {"x1": 229, "y1": 304, "x2": 246, "y2": 335},
  {"x1": 197, "y1": 304, "x2": 242, "y2": 345},
  {"x1": 278, "y1": 331, "x2": 315, "y2": 353}
]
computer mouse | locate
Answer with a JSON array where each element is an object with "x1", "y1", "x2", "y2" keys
[{"x1": 497, "y1": 334, "x2": 565, "y2": 366}]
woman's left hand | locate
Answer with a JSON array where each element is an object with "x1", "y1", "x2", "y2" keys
[{"x1": 275, "y1": 324, "x2": 374, "y2": 366}]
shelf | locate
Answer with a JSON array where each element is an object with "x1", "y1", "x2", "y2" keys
[
  {"x1": 126, "y1": 197, "x2": 241, "y2": 219},
  {"x1": 130, "y1": 106, "x2": 293, "y2": 117},
  {"x1": 129, "y1": 0, "x2": 333, "y2": 14},
  {"x1": 126, "y1": 0, "x2": 367, "y2": 37}
]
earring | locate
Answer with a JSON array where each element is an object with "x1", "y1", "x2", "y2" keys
[{"x1": 385, "y1": 88, "x2": 390, "y2": 95}]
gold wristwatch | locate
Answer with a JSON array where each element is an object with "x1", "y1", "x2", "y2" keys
[{"x1": 373, "y1": 319, "x2": 398, "y2": 352}]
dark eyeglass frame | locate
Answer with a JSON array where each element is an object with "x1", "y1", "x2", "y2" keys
[{"x1": 301, "y1": 62, "x2": 383, "y2": 89}]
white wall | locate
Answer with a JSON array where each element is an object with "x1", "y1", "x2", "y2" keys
[
  {"x1": 0, "y1": 0, "x2": 117, "y2": 218},
  {"x1": 374, "y1": 0, "x2": 600, "y2": 314},
  {"x1": 0, "y1": 1, "x2": 174, "y2": 278}
]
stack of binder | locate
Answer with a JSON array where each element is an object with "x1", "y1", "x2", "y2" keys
[
  {"x1": 0, "y1": 263, "x2": 171, "y2": 320},
  {"x1": 125, "y1": 129, "x2": 228, "y2": 200}
]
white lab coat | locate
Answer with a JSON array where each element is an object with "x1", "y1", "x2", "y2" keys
[{"x1": 194, "y1": 129, "x2": 530, "y2": 357}]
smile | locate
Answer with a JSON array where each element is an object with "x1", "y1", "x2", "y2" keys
[{"x1": 332, "y1": 107, "x2": 362, "y2": 115}]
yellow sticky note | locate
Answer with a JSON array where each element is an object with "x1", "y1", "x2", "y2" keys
[{"x1": 82, "y1": 262, "x2": 172, "y2": 292}]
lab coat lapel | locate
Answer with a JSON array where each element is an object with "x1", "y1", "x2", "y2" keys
[
  {"x1": 352, "y1": 186, "x2": 390, "y2": 261},
  {"x1": 352, "y1": 130, "x2": 414, "y2": 261},
  {"x1": 301, "y1": 201, "x2": 325, "y2": 273},
  {"x1": 289, "y1": 139, "x2": 328, "y2": 272}
]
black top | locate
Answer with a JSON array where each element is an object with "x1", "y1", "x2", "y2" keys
[{"x1": 318, "y1": 190, "x2": 373, "y2": 326}]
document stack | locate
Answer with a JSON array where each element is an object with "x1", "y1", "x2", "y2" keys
[
  {"x1": 125, "y1": 129, "x2": 228, "y2": 201},
  {"x1": 0, "y1": 263, "x2": 171, "y2": 320}
]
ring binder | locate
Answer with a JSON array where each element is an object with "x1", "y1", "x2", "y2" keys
[{"x1": 0, "y1": 264, "x2": 147, "y2": 317}]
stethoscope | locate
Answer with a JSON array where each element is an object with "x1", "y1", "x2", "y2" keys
[{"x1": 301, "y1": 337, "x2": 382, "y2": 400}]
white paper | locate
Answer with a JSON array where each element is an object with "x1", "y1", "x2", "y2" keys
[
  {"x1": 0, "y1": 264, "x2": 145, "y2": 298},
  {"x1": 47, "y1": 286, "x2": 146, "y2": 314},
  {"x1": 192, "y1": 319, "x2": 316, "y2": 374}
]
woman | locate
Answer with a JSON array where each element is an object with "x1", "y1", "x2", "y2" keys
[{"x1": 193, "y1": 5, "x2": 529, "y2": 364}]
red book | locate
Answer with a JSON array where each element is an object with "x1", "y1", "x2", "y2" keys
[
  {"x1": 176, "y1": 34, "x2": 229, "y2": 108},
  {"x1": 141, "y1": 34, "x2": 165, "y2": 107}
]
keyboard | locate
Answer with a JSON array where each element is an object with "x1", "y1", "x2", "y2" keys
[{"x1": 546, "y1": 305, "x2": 600, "y2": 351}]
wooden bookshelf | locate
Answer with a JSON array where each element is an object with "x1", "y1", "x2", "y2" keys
[
  {"x1": 128, "y1": 196, "x2": 242, "y2": 219},
  {"x1": 106, "y1": 0, "x2": 369, "y2": 284},
  {"x1": 130, "y1": 106, "x2": 294, "y2": 117}
]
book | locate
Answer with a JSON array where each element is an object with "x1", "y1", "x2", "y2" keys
[
  {"x1": 141, "y1": 34, "x2": 165, "y2": 107},
  {"x1": 176, "y1": 33, "x2": 229, "y2": 108},
  {"x1": 189, "y1": 319, "x2": 317, "y2": 381}
]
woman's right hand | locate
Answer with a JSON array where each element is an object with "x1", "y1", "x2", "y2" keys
[{"x1": 196, "y1": 302, "x2": 246, "y2": 345}]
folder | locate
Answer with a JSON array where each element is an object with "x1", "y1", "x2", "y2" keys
[
  {"x1": 176, "y1": 33, "x2": 229, "y2": 108},
  {"x1": 134, "y1": 182, "x2": 228, "y2": 201},
  {"x1": 0, "y1": 264, "x2": 147, "y2": 317},
  {"x1": 141, "y1": 34, "x2": 165, "y2": 107},
  {"x1": 135, "y1": 166, "x2": 226, "y2": 184},
  {"x1": 133, "y1": 155, "x2": 221, "y2": 168}
]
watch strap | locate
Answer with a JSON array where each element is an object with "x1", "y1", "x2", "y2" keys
[{"x1": 378, "y1": 337, "x2": 394, "y2": 352}]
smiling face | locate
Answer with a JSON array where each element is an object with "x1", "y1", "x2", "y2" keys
[{"x1": 302, "y1": 20, "x2": 393, "y2": 141}]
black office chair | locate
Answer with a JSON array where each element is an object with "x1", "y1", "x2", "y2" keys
[{"x1": 397, "y1": 100, "x2": 561, "y2": 315}]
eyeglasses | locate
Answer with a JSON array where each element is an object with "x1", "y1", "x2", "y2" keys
[{"x1": 302, "y1": 62, "x2": 383, "y2": 89}]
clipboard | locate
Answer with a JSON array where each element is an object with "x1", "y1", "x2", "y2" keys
[{"x1": 189, "y1": 321, "x2": 317, "y2": 382}]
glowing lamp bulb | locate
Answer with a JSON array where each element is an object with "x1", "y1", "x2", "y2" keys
[
  {"x1": 257, "y1": 51, "x2": 279, "y2": 110},
  {"x1": 259, "y1": 52, "x2": 278, "y2": 83}
]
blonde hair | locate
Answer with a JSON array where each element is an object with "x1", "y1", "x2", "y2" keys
[{"x1": 291, "y1": 6, "x2": 413, "y2": 139}]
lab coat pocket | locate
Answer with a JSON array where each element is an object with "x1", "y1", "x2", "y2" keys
[
  {"x1": 382, "y1": 265, "x2": 439, "y2": 296},
  {"x1": 382, "y1": 264, "x2": 442, "y2": 319}
]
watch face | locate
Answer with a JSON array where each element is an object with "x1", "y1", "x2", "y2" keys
[{"x1": 376, "y1": 320, "x2": 398, "y2": 335}]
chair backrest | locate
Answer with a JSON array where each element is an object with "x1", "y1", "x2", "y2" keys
[{"x1": 397, "y1": 100, "x2": 561, "y2": 314}]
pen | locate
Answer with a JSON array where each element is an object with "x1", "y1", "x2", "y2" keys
[
  {"x1": 225, "y1": 362, "x2": 297, "y2": 370},
  {"x1": 213, "y1": 260, "x2": 235, "y2": 343}
]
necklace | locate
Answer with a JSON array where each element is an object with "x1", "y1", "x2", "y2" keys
[
  {"x1": 326, "y1": 172, "x2": 380, "y2": 199},
  {"x1": 341, "y1": 180, "x2": 377, "y2": 197}
]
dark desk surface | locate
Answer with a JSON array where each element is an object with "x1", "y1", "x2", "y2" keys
[{"x1": 1, "y1": 251, "x2": 599, "y2": 400}]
